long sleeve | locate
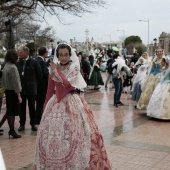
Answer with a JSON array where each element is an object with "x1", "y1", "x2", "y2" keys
[
  {"x1": 2, "y1": 63, "x2": 21, "y2": 93},
  {"x1": 35, "y1": 61, "x2": 43, "y2": 82},
  {"x1": 10, "y1": 66, "x2": 22, "y2": 93}
]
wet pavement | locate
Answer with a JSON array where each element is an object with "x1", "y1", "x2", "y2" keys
[{"x1": 1, "y1": 72, "x2": 170, "y2": 170}]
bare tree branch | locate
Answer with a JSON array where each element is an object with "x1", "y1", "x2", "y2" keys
[{"x1": 0, "y1": 0, "x2": 106, "y2": 18}]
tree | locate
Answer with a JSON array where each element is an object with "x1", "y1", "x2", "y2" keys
[
  {"x1": 0, "y1": 0, "x2": 105, "y2": 49},
  {"x1": 124, "y1": 36, "x2": 145, "y2": 55},
  {"x1": 0, "y1": 0, "x2": 106, "y2": 20},
  {"x1": 15, "y1": 22, "x2": 56, "y2": 51},
  {"x1": 124, "y1": 36, "x2": 142, "y2": 46}
]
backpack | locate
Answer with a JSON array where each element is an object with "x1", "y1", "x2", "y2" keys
[{"x1": 107, "y1": 61, "x2": 114, "y2": 74}]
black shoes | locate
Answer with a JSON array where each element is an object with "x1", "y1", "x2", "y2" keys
[
  {"x1": 0, "y1": 128, "x2": 4, "y2": 132},
  {"x1": 113, "y1": 104, "x2": 118, "y2": 107},
  {"x1": 18, "y1": 125, "x2": 37, "y2": 131},
  {"x1": 9, "y1": 131, "x2": 21, "y2": 139},
  {"x1": 113, "y1": 101, "x2": 124, "y2": 107},
  {"x1": 18, "y1": 126, "x2": 25, "y2": 131},
  {"x1": 0, "y1": 129, "x2": 4, "y2": 135},
  {"x1": 31, "y1": 126, "x2": 37, "y2": 131},
  {"x1": 117, "y1": 101, "x2": 124, "y2": 105}
]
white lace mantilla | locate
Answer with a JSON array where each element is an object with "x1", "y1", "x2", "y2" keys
[{"x1": 52, "y1": 63, "x2": 86, "y2": 89}]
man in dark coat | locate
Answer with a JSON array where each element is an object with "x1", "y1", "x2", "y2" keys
[
  {"x1": 16, "y1": 46, "x2": 42, "y2": 131},
  {"x1": 35, "y1": 47, "x2": 49, "y2": 125}
]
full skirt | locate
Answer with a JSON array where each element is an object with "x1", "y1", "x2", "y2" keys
[
  {"x1": 5, "y1": 90, "x2": 20, "y2": 116},
  {"x1": 137, "y1": 74, "x2": 160, "y2": 110},
  {"x1": 88, "y1": 71, "x2": 104, "y2": 86},
  {"x1": 131, "y1": 82, "x2": 142, "y2": 101},
  {"x1": 34, "y1": 93, "x2": 112, "y2": 170},
  {"x1": 147, "y1": 83, "x2": 170, "y2": 119}
]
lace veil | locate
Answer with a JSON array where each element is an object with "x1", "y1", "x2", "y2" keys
[
  {"x1": 132, "y1": 65, "x2": 148, "y2": 91},
  {"x1": 53, "y1": 43, "x2": 87, "y2": 89}
]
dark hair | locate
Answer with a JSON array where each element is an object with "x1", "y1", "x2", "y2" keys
[
  {"x1": 107, "y1": 49, "x2": 113, "y2": 58},
  {"x1": 5, "y1": 50, "x2": 18, "y2": 64},
  {"x1": 56, "y1": 44, "x2": 71, "y2": 58},
  {"x1": 89, "y1": 55, "x2": 94, "y2": 60},
  {"x1": 162, "y1": 58, "x2": 166, "y2": 63},
  {"x1": 38, "y1": 47, "x2": 47, "y2": 56},
  {"x1": 113, "y1": 53, "x2": 119, "y2": 59},
  {"x1": 77, "y1": 52, "x2": 82, "y2": 56}
]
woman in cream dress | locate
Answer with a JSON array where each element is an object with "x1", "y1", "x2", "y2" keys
[
  {"x1": 137, "y1": 49, "x2": 164, "y2": 110},
  {"x1": 147, "y1": 56, "x2": 170, "y2": 119}
]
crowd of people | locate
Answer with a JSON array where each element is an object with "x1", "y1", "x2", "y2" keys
[{"x1": 0, "y1": 43, "x2": 170, "y2": 169}]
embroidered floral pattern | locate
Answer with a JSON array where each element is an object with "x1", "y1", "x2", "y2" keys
[{"x1": 34, "y1": 63, "x2": 112, "y2": 170}]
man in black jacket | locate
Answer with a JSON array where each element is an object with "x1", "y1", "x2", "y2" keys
[
  {"x1": 35, "y1": 47, "x2": 49, "y2": 125},
  {"x1": 16, "y1": 46, "x2": 42, "y2": 131}
]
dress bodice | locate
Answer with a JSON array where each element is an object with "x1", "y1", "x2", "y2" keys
[
  {"x1": 150, "y1": 62, "x2": 161, "y2": 75},
  {"x1": 55, "y1": 81, "x2": 74, "y2": 102}
]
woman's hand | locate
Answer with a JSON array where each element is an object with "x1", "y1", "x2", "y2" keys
[
  {"x1": 18, "y1": 96, "x2": 22, "y2": 104},
  {"x1": 50, "y1": 60, "x2": 59, "y2": 72}
]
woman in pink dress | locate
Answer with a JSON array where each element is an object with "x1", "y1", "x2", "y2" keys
[{"x1": 34, "y1": 43, "x2": 112, "y2": 170}]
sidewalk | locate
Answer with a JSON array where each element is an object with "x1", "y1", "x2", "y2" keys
[{"x1": 0, "y1": 72, "x2": 170, "y2": 170}]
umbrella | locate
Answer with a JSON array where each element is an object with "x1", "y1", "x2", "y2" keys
[{"x1": 112, "y1": 46, "x2": 119, "y2": 52}]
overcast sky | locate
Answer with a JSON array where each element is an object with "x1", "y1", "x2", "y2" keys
[{"x1": 42, "y1": 0, "x2": 170, "y2": 45}]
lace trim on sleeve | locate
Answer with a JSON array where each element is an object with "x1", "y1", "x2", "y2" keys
[{"x1": 51, "y1": 69, "x2": 64, "y2": 86}]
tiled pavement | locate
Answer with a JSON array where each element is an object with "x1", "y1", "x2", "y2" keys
[{"x1": 1, "y1": 72, "x2": 170, "y2": 170}]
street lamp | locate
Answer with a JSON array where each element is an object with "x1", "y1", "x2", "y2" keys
[
  {"x1": 85, "y1": 29, "x2": 89, "y2": 55},
  {"x1": 153, "y1": 38, "x2": 157, "y2": 52},
  {"x1": 139, "y1": 19, "x2": 149, "y2": 53},
  {"x1": 117, "y1": 30, "x2": 124, "y2": 38},
  {"x1": 5, "y1": 19, "x2": 15, "y2": 49}
]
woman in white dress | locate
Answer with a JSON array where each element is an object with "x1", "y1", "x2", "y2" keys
[
  {"x1": 131, "y1": 65, "x2": 148, "y2": 107},
  {"x1": 133, "y1": 52, "x2": 151, "y2": 71},
  {"x1": 147, "y1": 56, "x2": 170, "y2": 119}
]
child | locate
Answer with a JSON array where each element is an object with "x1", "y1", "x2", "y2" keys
[{"x1": 131, "y1": 65, "x2": 148, "y2": 108}]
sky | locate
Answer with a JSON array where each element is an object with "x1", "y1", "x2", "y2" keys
[{"x1": 41, "y1": 0, "x2": 170, "y2": 46}]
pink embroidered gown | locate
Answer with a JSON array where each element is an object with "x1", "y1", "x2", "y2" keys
[{"x1": 34, "y1": 64, "x2": 112, "y2": 170}]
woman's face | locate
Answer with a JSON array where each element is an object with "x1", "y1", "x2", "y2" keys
[
  {"x1": 156, "y1": 50, "x2": 163, "y2": 57},
  {"x1": 58, "y1": 48, "x2": 70, "y2": 64},
  {"x1": 142, "y1": 53, "x2": 148, "y2": 59}
]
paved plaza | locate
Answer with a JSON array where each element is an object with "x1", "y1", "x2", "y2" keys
[{"x1": 0, "y1": 72, "x2": 170, "y2": 170}]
